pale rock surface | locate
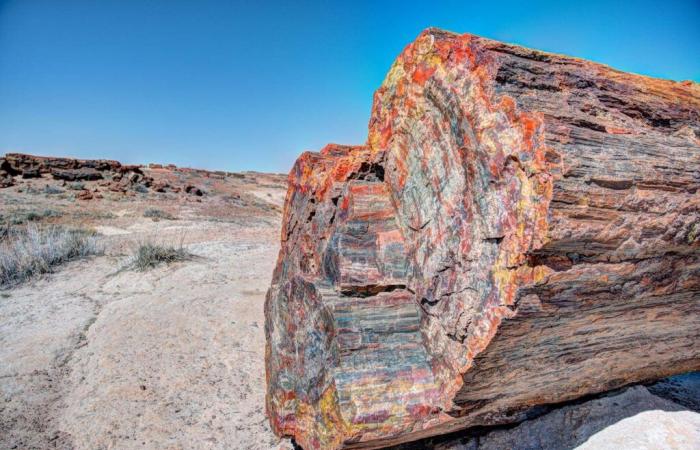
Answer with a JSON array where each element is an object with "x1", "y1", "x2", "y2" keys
[
  {"x1": 578, "y1": 410, "x2": 700, "y2": 450},
  {"x1": 0, "y1": 172, "x2": 291, "y2": 450},
  {"x1": 418, "y1": 386, "x2": 700, "y2": 450}
]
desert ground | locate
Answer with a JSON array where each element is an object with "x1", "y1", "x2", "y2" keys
[
  {"x1": 0, "y1": 155, "x2": 698, "y2": 449},
  {"x1": 1, "y1": 160, "x2": 292, "y2": 449}
]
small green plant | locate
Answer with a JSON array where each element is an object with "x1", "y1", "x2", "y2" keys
[
  {"x1": 0, "y1": 224, "x2": 103, "y2": 288},
  {"x1": 143, "y1": 208, "x2": 175, "y2": 220}
]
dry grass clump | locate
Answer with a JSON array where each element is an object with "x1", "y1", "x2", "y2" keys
[
  {"x1": 143, "y1": 208, "x2": 175, "y2": 220},
  {"x1": 43, "y1": 185, "x2": 64, "y2": 195},
  {"x1": 0, "y1": 224, "x2": 9, "y2": 242},
  {"x1": 67, "y1": 182, "x2": 86, "y2": 190},
  {"x1": 0, "y1": 224, "x2": 103, "y2": 288},
  {"x1": 122, "y1": 239, "x2": 192, "y2": 271}
]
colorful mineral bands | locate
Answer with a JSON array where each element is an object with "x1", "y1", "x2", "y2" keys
[{"x1": 265, "y1": 28, "x2": 700, "y2": 449}]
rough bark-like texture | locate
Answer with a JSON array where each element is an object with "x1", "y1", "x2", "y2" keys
[{"x1": 265, "y1": 29, "x2": 700, "y2": 450}]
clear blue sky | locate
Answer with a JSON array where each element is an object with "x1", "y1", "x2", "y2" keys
[{"x1": 1, "y1": 1, "x2": 698, "y2": 173}]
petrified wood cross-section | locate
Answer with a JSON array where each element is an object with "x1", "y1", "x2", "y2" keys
[{"x1": 265, "y1": 29, "x2": 700, "y2": 449}]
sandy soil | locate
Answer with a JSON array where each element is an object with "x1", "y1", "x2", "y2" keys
[{"x1": 1, "y1": 169, "x2": 292, "y2": 450}]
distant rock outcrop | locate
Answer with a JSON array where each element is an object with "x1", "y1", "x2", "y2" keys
[
  {"x1": 0, "y1": 153, "x2": 209, "y2": 197},
  {"x1": 265, "y1": 29, "x2": 700, "y2": 449},
  {"x1": 0, "y1": 153, "x2": 153, "y2": 193},
  {"x1": 3, "y1": 153, "x2": 123, "y2": 173}
]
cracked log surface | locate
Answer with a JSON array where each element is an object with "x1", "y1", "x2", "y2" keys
[{"x1": 265, "y1": 28, "x2": 700, "y2": 450}]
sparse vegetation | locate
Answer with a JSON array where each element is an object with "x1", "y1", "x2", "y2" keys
[
  {"x1": 0, "y1": 208, "x2": 63, "y2": 226},
  {"x1": 23, "y1": 208, "x2": 62, "y2": 222},
  {"x1": 43, "y1": 185, "x2": 64, "y2": 195},
  {"x1": 67, "y1": 182, "x2": 85, "y2": 190},
  {"x1": 122, "y1": 239, "x2": 193, "y2": 271},
  {"x1": 71, "y1": 210, "x2": 116, "y2": 220},
  {"x1": 143, "y1": 208, "x2": 175, "y2": 220},
  {"x1": 18, "y1": 185, "x2": 38, "y2": 194},
  {"x1": 0, "y1": 224, "x2": 103, "y2": 288}
]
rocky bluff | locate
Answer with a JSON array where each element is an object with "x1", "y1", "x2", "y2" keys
[{"x1": 0, "y1": 153, "x2": 208, "y2": 197}]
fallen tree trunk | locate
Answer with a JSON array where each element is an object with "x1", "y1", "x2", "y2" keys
[{"x1": 265, "y1": 28, "x2": 700, "y2": 450}]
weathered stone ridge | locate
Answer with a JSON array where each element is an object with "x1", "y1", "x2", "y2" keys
[
  {"x1": 265, "y1": 29, "x2": 700, "y2": 449},
  {"x1": 0, "y1": 152, "x2": 216, "y2": 196}
]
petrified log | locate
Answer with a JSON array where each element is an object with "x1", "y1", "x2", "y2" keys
[
  {"x1": 50, "y1": 168, "x2": 104, "y2": 181},
  {"x1": 265, "y1": 29, "x2": 700, "y2": 450}
]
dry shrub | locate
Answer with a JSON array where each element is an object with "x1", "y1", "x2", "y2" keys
[
  {"x1": 0, "y1": 224, "x2": 103, "y2": 288},
  {"x1": 122, "y1": 238, "x2": 192, "y2": 272},
  {"x1": 0, "y1": 208, "x2": 62, "y2": 226},
  {"x1": 143, "y1": 208, "x2": 175, "y2": 220}
]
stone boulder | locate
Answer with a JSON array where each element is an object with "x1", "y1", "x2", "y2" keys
[{"x1": 51, "y1": 168, "x2": 103, "y2": 181}]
